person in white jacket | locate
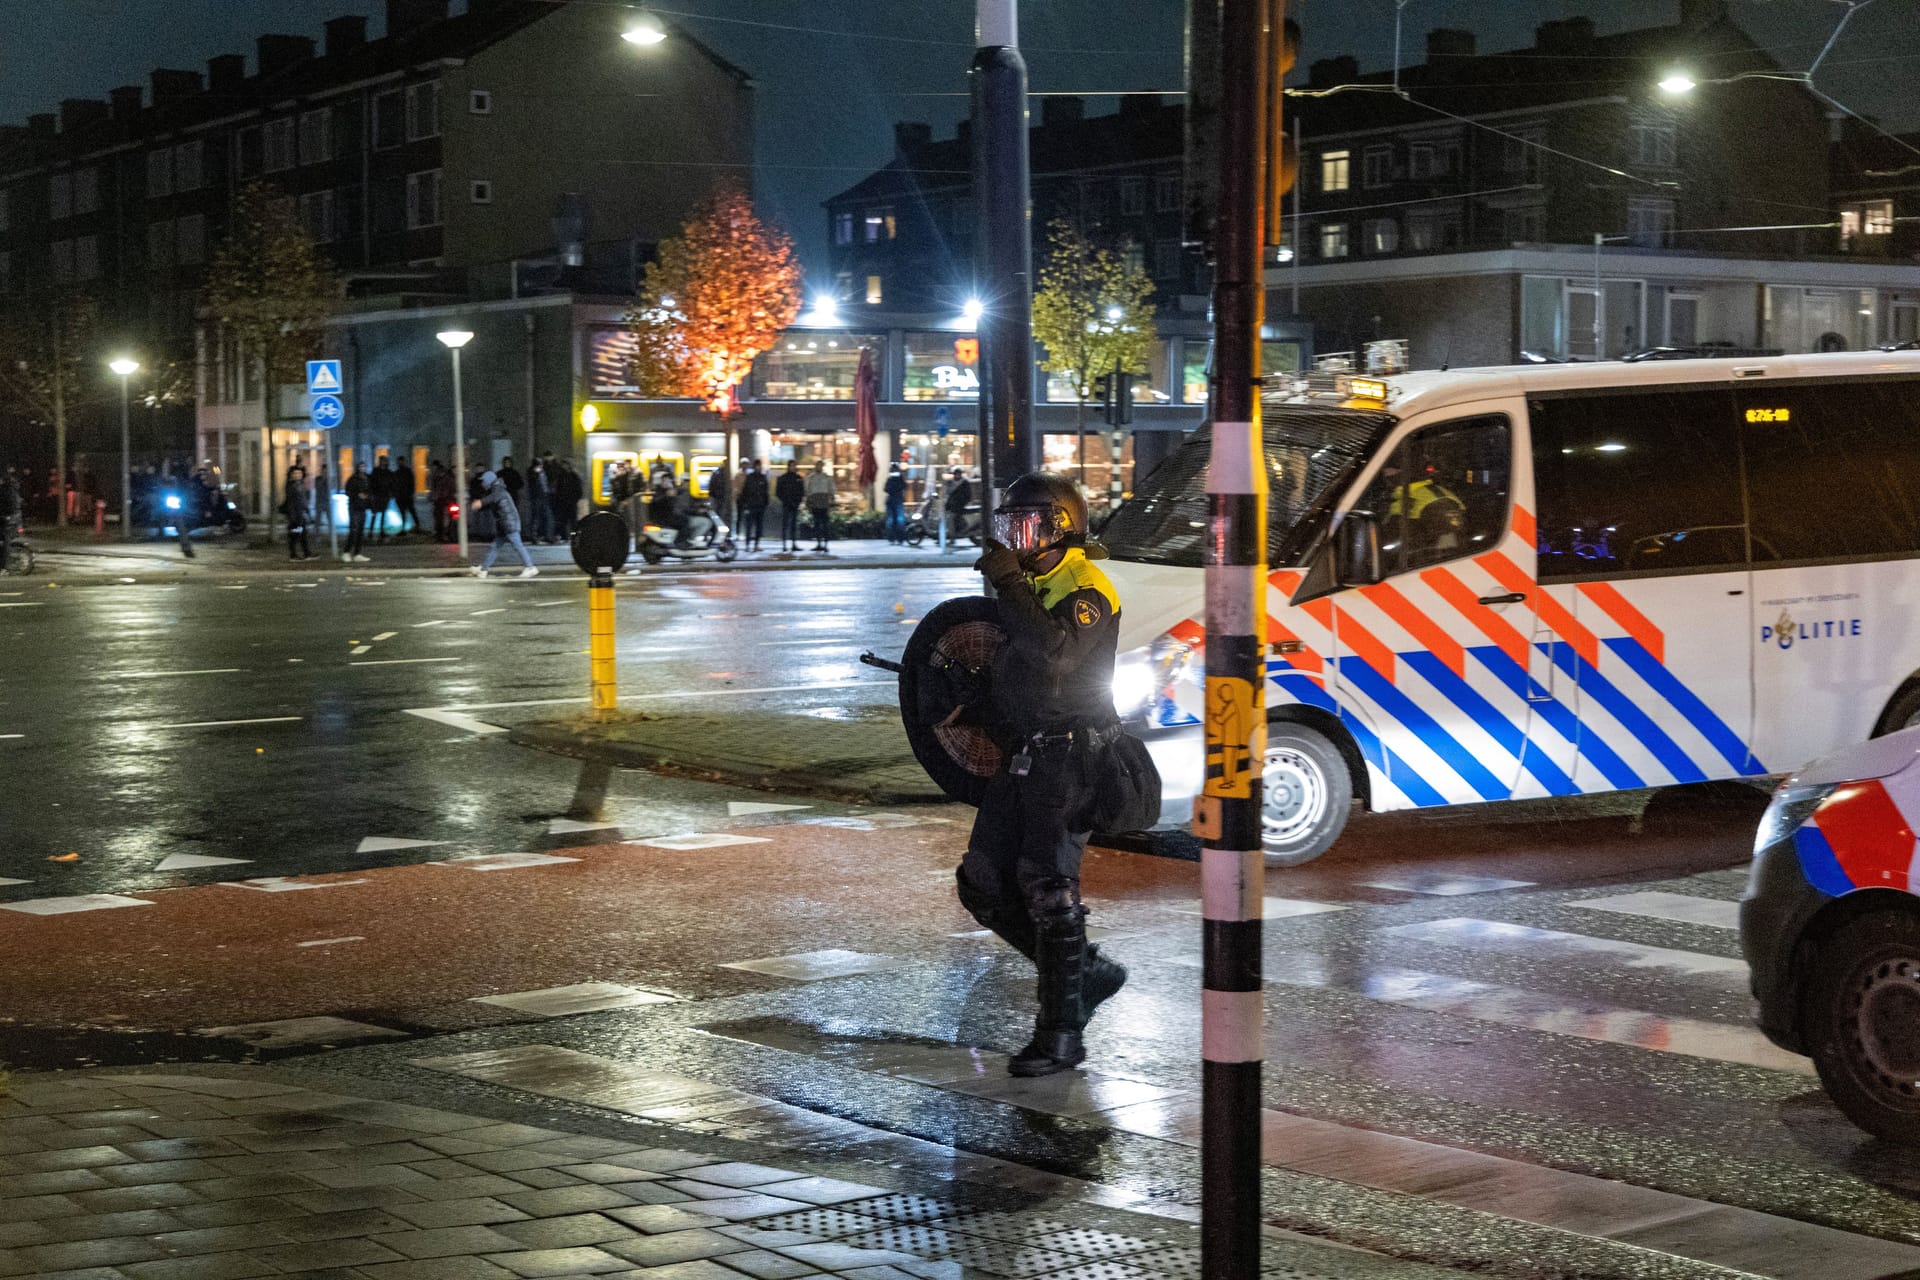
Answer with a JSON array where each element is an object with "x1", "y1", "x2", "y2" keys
[{"x1": 803, "y1": 461, "x2": 836, "y2": 552}]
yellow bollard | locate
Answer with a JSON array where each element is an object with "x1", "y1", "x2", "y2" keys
[{"x1": 589, "y1": 572, "x2": 617, "y2": 718}]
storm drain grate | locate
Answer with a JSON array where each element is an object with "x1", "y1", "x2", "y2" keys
[
  {"x1": 838, "y1": 1193, "x2": 966, "y2": 1225},
  {"x1": 1026, "y1": 1228, "x2": 1159, "y2": 1260},
  {"x1": 751, "y1": 1208, "x2": 892, "y2": 1238}
]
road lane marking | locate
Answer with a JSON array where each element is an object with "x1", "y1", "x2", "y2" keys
[
  {"x1": 0, "y1": 894, "x2": 154, "y2": 915},
  {"x1": 436, "y1": 852, "x2": 579, "y2": 871},
  {"x1": 223, "y1": 876, "x2": 368, "y2": 892},
  {"x1": 406, "y1": 708, "x2": 507, "y2": 736},
  {"x1": 0, "y1": 602, "x2": 45, "y2": 608},
  {"x1": 1382, "y1": 918, "x2": 1747, "y2": 982},
  {"x1": 627, "y1": 833, "x2": 772, "y2": 851},
  {"x1": 358, "y1": 836, "x2": 448, "y2": 853},
  {"x1": 352, "y1": 657, "x2": 458, "y2": 667},
  {"x1": 1360, "y1": 873, "x2": 1536, "y2": 896},
  {"x1": 155, "y1": 853, "x2": 250, "y2": 871},
  {"x1": 0, "y1": 734, "x2": 23, "y2": 740},
  {"x1": 297, "y1": 937, "x2": 366, "y2": 948},
  {"x1": 413, "y1": 619, "x2": 451, "y2": 628},
  {"x1": 201, "y1": 1016, "x2": 403, "y2": 1048},
  {"x1": 0, "y1": 877, "x2": 31, "y2": 886},
  {"x1": 372, "y1": 631, "x2": 397, "y2": 641},
  {"x1": 350, "y1": 645, "x2": 372, "y2": 655},
  {"x1": 473, "y1": 982, "x2": 677, "y2": 1017},
  {"x1": 549, "y1": 818, "x2": 622, "y2": 834},
  {"x1": 533, "y1": 600, "x2": 569, "y2": 608},
  {"x1": 1572, "y1": 891, "x2": 1739, "y2": 930},
  {"x1": 755, "y1": 638, "x2": 857, "y2": 648},
  {"x1": 470, "y1": 608, "x2": 505, "y2": 616},
  {"x1": 153, "y1": 716, "x2": 302, "y2": 729},
  {"x1": 402, "y1": 679, "x2": 876, "y2": 737},
  {"x1": 119, "y1": 668, "x2": 245, "y2": 679}
]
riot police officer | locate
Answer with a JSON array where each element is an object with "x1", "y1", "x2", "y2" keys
[{"x1": 960, "y1": 470, "x2": 1127, "y2": 1076}]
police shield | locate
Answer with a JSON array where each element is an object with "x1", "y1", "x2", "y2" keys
[{"x1": 896, "y1": 596, "x2": 1007, "y2": 806}]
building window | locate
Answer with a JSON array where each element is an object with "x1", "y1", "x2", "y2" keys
[
  {"x1": 470, "y1": 180, "x2": 493, "y2": 204},
  {"x1": 1153, "y1": 239, "x2": 1182, "y2": 280},
  {"x1": 144, "y1": 223, "x2": 172, "y2": 274},
  {"x1": 374, "y1": 90, "x2": 405, "y2": 149},
  {"x1": 175, "y1": 142, "x2": 203, "y2": 192},
  {"x1": 469, "y1": 90, "x2": 493, "y2": 115},
  {"x1": 50, "y1": 238, "x2": 73, "y2": 281},
  {"x1": 1119, "y1": 177, "x2": 1145, "y2": 215},
  {"x1": 371, "y1": 176, "x2": 405, "y2": 235},
  {"x1": 1363, "y1": 147, "x2": 1392, "y2": 188},
  {"x1": 145, "y1": 151, "x2": 172, "y2": 199},
  {"x1": 406, "y1": 82, "x2": 441, "y2": 141},
  {"x1": 865, "y1": 274, "x2": 883, "y2": 305},
  {"x1": 298, "y1": 110, "x2": 332, "y2": 166},
  {"x1": 175, "y1": 215, "x2": 205, "y2": 266},
  {"x1": 1503, "y1": 204, "x2": 1545, "y2": 242},
  {"x1": 1363, "y1": 218, "x2": 1399, "y2": 254},
  {"x1": 1410, "y1": 141, "x2": 1459, "y2": 179},
  {"x1": 833, "y1": 212, "x2": 854, "y2": 245},
  {"x1": 1840, "y1": 199, "x2": 1895, "y2": 247},
  {"x1": 263, "y1": 118, "x2": 296, "y2": 173},
  {"x1": 863, "y1": 210, "x2": 894, "y2": 242},
  {"x1": 1155, "y1": 175, "x2": 1181, "y2": 212},
  {"x1": 1626, "y1": 197, "x2": 1674, "y2": 248},
  {"x1": 298, "y1": 190, "x2": 336, "y2": 243},
  {"x1": 74, "y1": 235, "x2": 99, "y2": 281},
  {"x1": 405, "y1": 170, "x2": 442, "y2": 228},
  {"x1": 1319, "y1": 222, "x2": 1349, "y2": 258},
  {"x1": 1406, "y1": 209, "x2": 1462, "y2": 251},
  {"x1": 237, "y1": 126, "x2": 263, "y2": 178},
  {"x1": 1505, "y1": 127, "x2": 1544, "y2": 183},
  {"x1": 73, "y1": 168, "x2": 100, "y2": 214},
  {"x1": 1320, "y1": 150, "x2": 1350, "y2": 193},
  {"x1": 1632, "y1": 123, "x2": 1677, "y2": 167},
  {"x1": 49, "y1": 172, "x2": 74, "y2": 220}
]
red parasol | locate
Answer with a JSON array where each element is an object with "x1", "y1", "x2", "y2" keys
[{"x1": 854, "y1": 345, "x2": 881, "y2": 490}]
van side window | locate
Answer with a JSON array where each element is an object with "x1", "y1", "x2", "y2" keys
[
  {"x1": 1531, "y1": 389, "x2": 1744, "y2": 581},
  {"x1": 1356, "y1": 415, "x2": 1510, "y2": 576},
  {"x1": 1739, "y1": 380, "x2": 1920, "y2": 565}
]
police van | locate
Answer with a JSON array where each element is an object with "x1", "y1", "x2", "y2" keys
[{"x1": 1101, "y1": 350, "x2": 1920, "y2": 862}]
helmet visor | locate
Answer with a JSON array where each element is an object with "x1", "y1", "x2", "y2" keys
[{"x1": 992, "y1": 506, "x2": 1059, "y2": 553}]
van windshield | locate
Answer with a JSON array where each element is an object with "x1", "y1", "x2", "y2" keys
[{"x1": 1102, "y1": 405, "x2": 1395, "y2": 568}]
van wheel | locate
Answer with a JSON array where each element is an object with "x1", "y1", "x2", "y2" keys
[
  {"x1": 1263, "y1": 721, "x2": 1353, "y2": 866},
  {"x1": 1875, "y1": 682, "x2": 1920, "y2": 736},
  {"x1": 1803, "y1": 909, "x2": 1920, "y2": 1144}
]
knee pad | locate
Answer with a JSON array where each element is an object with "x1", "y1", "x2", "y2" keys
[
  {"x1": 955, "y1": 867, "x2": 999, "y2": 926},
  {"x1": 1027, "y1": 877, "x2": 1085, "y2": 940}
]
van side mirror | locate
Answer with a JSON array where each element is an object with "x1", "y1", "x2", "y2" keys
[{"x1": 1336, "y1": 512, "x2": 1382, "y2": 585}]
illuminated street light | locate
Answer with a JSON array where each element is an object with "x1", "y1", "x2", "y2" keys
[
  {"x1": 437, "y1": 331, "x2": 474, "y2": 558},
  {"x1": 108, "y1": 357, "x2": 139, "y2": 541},
  {"x1": 962, "y1": 297, "x2": 985, "y2": 323},
  {"x1": 1658, "y1": 72, "x2": 1697, "y2": 94},
  {"x1": 622, "y1": 7, "x2": 667, "y2": 45},
  {"x1": 1106, "y1": 305, "x2": 1125, "y2": 322}
]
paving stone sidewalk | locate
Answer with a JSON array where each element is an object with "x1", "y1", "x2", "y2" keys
[{"x1": 0, "y1": 1067, "x2": 1464, "y2": 1280}]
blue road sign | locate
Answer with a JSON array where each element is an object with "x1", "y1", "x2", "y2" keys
[
  {"x1": 310, "y1": 394, "x2": 345, "y2": 429},
  {"x1": 306, "y1": 360, "x2": 343, "y2": 395},
  {"x1": 934, "y1": 405, "x2": 950, "y2": 438}
]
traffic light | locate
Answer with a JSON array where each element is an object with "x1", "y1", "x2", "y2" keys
[
  {"x1": 1265, "y1": 8, "x2": 1300, "y2": 249},
  {"x1": 1099, "y1": 370, "x2": 1135, "y2": 427}
]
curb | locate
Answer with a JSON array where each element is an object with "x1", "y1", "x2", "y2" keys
[{"x1": 508, "y1": 720, "x2": 951, "y2": 806}]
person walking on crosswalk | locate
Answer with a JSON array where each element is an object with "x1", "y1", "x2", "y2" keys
[{"x1": 471, "y1": 469, "x2": 538, "y2": 579}]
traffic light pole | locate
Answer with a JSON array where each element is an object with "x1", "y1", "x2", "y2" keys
[
  {"x1": 971, "y1": 0, "x2": 1038, "y2": 508},
  {"x1": 1199, "y1": 2, "x2": 1274, "y2": 1278}
]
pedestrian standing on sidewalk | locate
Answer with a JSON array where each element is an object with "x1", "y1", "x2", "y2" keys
[
  {"x1": 706, "y1": 460, "x2": 733, "y2": 536},
  {"x1": 471, "y1": 469, "x2": 538, "y2": 579},
  {"x1": 312, "y1": 465, "x2": 332, "y2": 534},
  {"x1": 0, "y1": 467, "x2": 19, "y2": 575},
  {"x1": 526, "y1": 459, "x2": 554, "y2": 544},
  {"x1": 344, "y1": 460, "x2": 371, "y2": 562},
  {"x1": 281, "y1": 465, "x2": 312, "y2": 561},
  {"x1": 774, "y1": 460, "x2": 805, "y2": 552},
  {"x1": 883, "y1": 463, "x2": 908, "y2": 544},
  {"x1": 804, "y1": 461, "x2": 835, "y2": 552},
  {"x1": 958, "y1": 471, "x2": 1128, "y2": 1077},
  {"x1": 499, "y1": 456, "x2": 525, "y2": 507},
  {"x1": 428, "y1": 461, "x2": 452, "y2": 542},
  {"x1": 737, "y1": 459, "x2": 769, "y2": 551},
  {"x1": 554, "y1": 459, "x2": 582, "y2": 540},
  {"x1": 393, "y1": 455, "x2": 419, "y2": 535},
  {"x1": 368, "y1": 456, "x2": 395, "y2": 544}
]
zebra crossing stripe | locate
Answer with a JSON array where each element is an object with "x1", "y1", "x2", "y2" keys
[
  {"x1": 1383, "y1": 918, "x2": 1747, "y2": 983},
  {"x1": 1574, "y1": 891, "x2": 1740, "y2": 931}
]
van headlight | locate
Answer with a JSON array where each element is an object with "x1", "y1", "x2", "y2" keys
[
  {"x1": 1112, "y1": 654, "x2": 1155, "y2": 717},
  {"x1": 1750, "y1": 781, "x2": 1836, "y2": 867}
]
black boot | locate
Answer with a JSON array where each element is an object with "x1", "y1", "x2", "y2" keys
[
  {"x1": 1010, "y1": 880, "x2": 1088, "y2": 1077},
  {"x1": 1084, "y1": 945, "x2": 1128, "y2": 1023}
]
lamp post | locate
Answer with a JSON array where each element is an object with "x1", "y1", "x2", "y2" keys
[
  {"x1": 437, "y1": 331, "x2": 474, "y2": 558},
  {"x1": 621, "y1": 6, "x2": 667, "y2": 45},
  {"x1": 108, "y1": 357, "x2": 139, "y2": 541}
]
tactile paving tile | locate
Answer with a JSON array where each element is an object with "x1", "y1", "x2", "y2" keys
[
  {"x1": 1037, "y1": 1263, "x2": 1159, "y2": 1280},
  {"x1": 837, "y1": 1193, "x2": 971, "y2": 1226},
  {"x1": 1127, "y1": 1247, "x2": 1201, "y2": 1279},
  {"x1": 932, "y1": 1209, "x2": 1077, "y2": 1243},
  {"x1": 1026, "y1": 1228, "x2": 1159, "y2": 1260},
  {"x1": 751, "y1": 1207, "x2": 892, "y2": 1238},
  {"x1": 841, "y1": 1224, "x2": 968, "y2": 1259}
]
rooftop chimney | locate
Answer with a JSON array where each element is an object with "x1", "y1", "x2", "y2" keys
[
  {"x1": 893, "y1": 122, "x2": 932, "y2": 157},
  {"x1": 150, "y1": 68, "x2": 204, "y2": 103},
  {"x1": 386, "y1": 0, "x2": 449, "y2": 37},
  {"x1": 59, "y1": 99, "x2": 110, "y2": 134},
  {"x1": 257, "y1": 34, "x2": 317, "y2": 77},
  {"x1": 207, "y1": 54, "x2": 246, "y2": 93},
  {"x1": 27, "y1": 113, "x2": 56, "y2": 139},
  {"x1": 1308, "y1": 56, "x2": 1360, "y2": 90},
  {"x1": 109, "y1": 86, "x2": 144, "y2": 121},
  {"x1": 1535, "y1": 18, "x2": 1595, "y2": 54},
  {"x1": 1041, "y1": 96, "x2": 1085, "y2": 127},
  {"x1": 1425, "y1": 29, "x2": 1475, "y2": 61},
  {"x1": 324, "y1": 15, "x2": 369, "y2": 56}
]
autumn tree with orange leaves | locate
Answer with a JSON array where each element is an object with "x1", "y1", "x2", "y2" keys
[{"x1": 628, "y1": 185, "x2": 802, "y2": 427}]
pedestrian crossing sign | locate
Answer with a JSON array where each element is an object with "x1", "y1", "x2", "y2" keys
[{"x1": 306, "y1": 360, "x2": 343, "y2": 395}]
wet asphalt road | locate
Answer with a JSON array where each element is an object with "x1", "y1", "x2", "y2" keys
[
  {"x1": 10, "y1": 566, "x2": 1917, "y2": 1279},
  {"x1": 0, "y1": 567, "x2": 970, "y2": 897}
]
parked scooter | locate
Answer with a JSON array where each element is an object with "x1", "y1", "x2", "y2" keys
[
  {"x1": 634, "y1": 504, "x2": 738, "y2": 565},
  {"x1": 904, "y1": 492, "x2": 982, "y2": 548}
]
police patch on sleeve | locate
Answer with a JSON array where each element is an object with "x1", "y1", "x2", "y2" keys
[{"x1": 1073, "y1": 597, "x2": 1102, "y2": 628}]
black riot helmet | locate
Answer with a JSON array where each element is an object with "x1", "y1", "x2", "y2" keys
[{"x1": 993, "y1": 470, "x2": 1104, "y2": 565}]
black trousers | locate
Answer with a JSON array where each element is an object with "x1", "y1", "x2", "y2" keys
[
  {"x1": 780, "y1": 504, "x2": 801, "y2": 547},
  {"x1": 346, "y1": 503, "x2": 368, "y2": 555},
  {"x1": 740, "y1": 507, "x2": 765, "y2": 547},
  {"x1": 287, "y1": 526, "x2": 310, "y2": 558},
  {"x1": 957, "y1": 745, "x2": 1095, "y2": 950}
]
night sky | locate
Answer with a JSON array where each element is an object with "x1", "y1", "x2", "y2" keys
[{"x1": 9, "y1": 1, "x2": 1915, "y2": 281}]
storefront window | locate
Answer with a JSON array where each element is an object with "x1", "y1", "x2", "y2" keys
[
  {"x1": 1041, "y1": 434, "x2": 1135, "y2": 513},
  {"x1": 750, "y1": 333, "x2": 882, "y2": 401},
  {"x1": 1044, "y1": 337, "x2": 1174, "y2": 406},
  {"x1": 903, "y1": 330, "x2": 983, "y2": 401}
]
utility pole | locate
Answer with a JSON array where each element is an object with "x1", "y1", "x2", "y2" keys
[
  {"x1": 1101, "y1": 365, "x2": 1133, "y2": 514},
  {"x1": 51, "y1": 319, "x2": 67, "y2": 526},
  {"x1": 971, "y1": 0, "x2": 1037, "y2": 506},
  {"x1": 1198, "y1": 2, "x2": 1289, "y2": 1277}
]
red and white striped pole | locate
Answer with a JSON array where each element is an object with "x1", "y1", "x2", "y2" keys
[{"x1": 1198, "y1": 2, "x2": 1271, "y2": 1277}]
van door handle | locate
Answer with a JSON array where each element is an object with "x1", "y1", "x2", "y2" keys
[{"x1": 1478, "y1": 592, "x2": 1526, "y2": 606}]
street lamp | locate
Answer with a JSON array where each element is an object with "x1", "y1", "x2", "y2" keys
[
  {"x1": 621, "y1": 7, "x2": 667, "y2": 44},
  {"x1": 108, "y1": 357, "x2": 139, "y2": 541},
  {"x1": 1658, "y1": 71, "x2": 1697, "y2": 95},
  {"x1": 437, "y1": 330, "x2": 474, "y2": 558}
]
